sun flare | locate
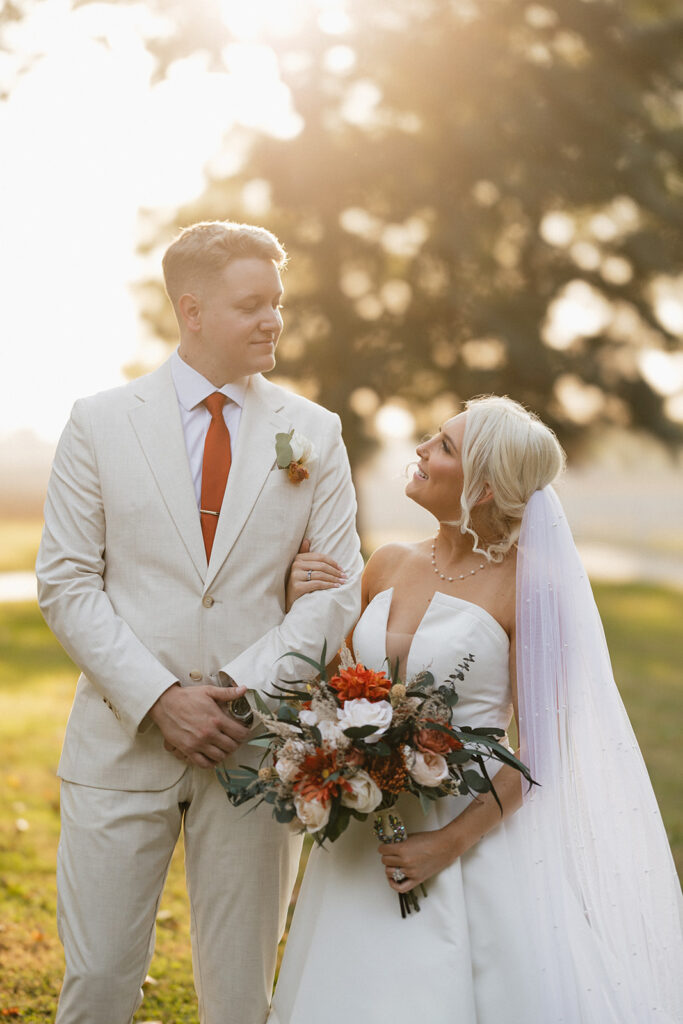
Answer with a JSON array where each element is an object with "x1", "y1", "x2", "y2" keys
[{"x1": 219, "y1": 0, "x2": 351, "y2": 42}]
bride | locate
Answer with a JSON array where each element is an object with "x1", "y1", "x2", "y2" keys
[{"x1": 268, "y1": 395, "x2": 683, "y2": 1024}]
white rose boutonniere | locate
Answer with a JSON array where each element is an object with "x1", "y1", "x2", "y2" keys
[{"x1": 275, "y1": 428, "x2": 316, "y2": 484}]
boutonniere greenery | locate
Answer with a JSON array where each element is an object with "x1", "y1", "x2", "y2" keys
[{"x1": 275, "y1": 429, "x2": 316, "y2": 484}]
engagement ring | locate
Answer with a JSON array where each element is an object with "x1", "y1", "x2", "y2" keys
[
  {"x1": 306, "y1": 570, "x2": 312, "y2": 581},
  {"x1": 392, "y1": 869, "x2": 407, "y2": 883}
]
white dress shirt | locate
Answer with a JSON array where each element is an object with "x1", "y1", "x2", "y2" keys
[{"x1": 170, "y1": 349, "x2": 248, "y2": 507}]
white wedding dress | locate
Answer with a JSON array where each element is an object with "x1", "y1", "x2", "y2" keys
[{"x1": 269, "y1": 587, "x2": 543, "y2": 1024}]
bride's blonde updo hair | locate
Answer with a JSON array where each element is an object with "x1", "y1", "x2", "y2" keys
[{"x1": 457, "y1": 396, "x2": 565, "y2": 561}]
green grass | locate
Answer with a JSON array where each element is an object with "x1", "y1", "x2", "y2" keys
[
  {"x1": 0, "y1": 586, "x2": 681, "y2": 1020},
  {"x1": 0, "y1": 520, "x2": 43, "y2": 574}
]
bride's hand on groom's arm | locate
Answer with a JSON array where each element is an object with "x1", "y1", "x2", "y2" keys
[
  {"x1": 285, "y1": 538, "x2": 347, "y2": 611},
  {"x1": 149, "y1": 682, "x2": 251, "y2": 770}
]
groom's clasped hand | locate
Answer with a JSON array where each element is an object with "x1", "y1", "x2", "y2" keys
[
  {"x1": 152, "y1": 679, "x2": 251, "y2": 768},
  {"x1": 158, "y1": 533, "x2": 349, "y2": 772}
]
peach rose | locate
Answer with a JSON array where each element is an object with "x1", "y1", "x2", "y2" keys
[{"x1": 406, "y1": 748, "x2": 449, "y2": 787}]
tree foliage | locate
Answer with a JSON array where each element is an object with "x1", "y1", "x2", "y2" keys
[
  {"x1": 7, "y1": 0, "x2": 681, "y2": 465},
  {"x1": 141, "y1": 0, "x2": 683, "y2": 464}
]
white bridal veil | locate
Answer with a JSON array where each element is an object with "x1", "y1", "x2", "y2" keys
[{"x1": 510, "y1": 486, "x2": 683, "y2": 1023}]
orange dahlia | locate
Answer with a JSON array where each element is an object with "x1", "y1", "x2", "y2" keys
[
  {"x1": 329, "y1": 664, "x2": 392, "y2": 703},
  {"x1": 293, "y1": 748, "x2": 352, "y2": 803}
]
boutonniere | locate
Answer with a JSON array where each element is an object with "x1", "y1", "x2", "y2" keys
[{"x1": 275, "y1": 429, "x2": 316, "y2": 484}]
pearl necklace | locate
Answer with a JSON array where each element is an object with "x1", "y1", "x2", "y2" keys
[{"x1": 431, "y1": 536, "x2": 487, "y2": 583}]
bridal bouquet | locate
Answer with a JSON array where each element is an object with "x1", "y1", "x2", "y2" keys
[{"x1": 216, "y1": 643, "x2": 533, "y2": 916}]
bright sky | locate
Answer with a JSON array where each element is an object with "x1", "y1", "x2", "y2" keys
[
  {"x1": 0, "y1": 0, "x2": 310, "y2": 443},
  {"x1": 1, "y1": 0, "x2": 681, "y2": 447}
]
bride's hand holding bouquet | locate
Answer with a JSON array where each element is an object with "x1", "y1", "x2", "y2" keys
[{"x1": 216, "y1": 637, "x2": 534, "y2": 917}]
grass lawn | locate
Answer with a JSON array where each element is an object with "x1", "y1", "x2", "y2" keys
[
  {"x1": 0, "y1": 521, "x2": 44, "y2": 574},
  {"x1": 1, "y1": 585, "x2": 681, "y2": 1021}
]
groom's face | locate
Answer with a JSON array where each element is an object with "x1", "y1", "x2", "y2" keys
[{"x1": 198, "y1": 257, "x2": 284, "y2": 380}]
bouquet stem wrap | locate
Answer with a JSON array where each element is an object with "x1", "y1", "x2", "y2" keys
[{"x1": 373, "y1": 809, "x2": 427, "y2": 917}]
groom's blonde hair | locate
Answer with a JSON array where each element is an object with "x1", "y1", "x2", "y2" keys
[
  {"x1": 458, "y1": 396, "x2": 565, "y2": 561},
  {"x1": 162, "y1": 220, "x2": 287, "y2": 310}
]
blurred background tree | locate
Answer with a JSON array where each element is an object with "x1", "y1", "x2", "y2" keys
[
  {"x1": 4, "y1": 0, "x2": 682, "y2": 469},
  {"x1": 137, "y1": 0, "x2": 683, "y2": 467}
]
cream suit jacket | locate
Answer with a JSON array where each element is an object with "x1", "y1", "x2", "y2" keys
[{"x1": 36, "y1": 360, "x2": 363, "y2": 791}]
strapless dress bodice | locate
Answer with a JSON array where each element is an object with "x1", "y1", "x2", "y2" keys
[{"x1": 352, "y1": 587, "x2": 513, "y2": 733}]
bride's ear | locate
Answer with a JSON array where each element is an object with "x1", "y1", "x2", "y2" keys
[{"x1": 473, "y1": 483, "x2": 494, "y2": 507}]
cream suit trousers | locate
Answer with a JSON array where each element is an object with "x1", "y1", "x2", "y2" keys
[{"x1": 55, "y1": 769, "x2": 303, "y2": 1024}]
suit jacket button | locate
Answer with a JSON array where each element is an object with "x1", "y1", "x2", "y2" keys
[
  {"x1": 202, "y1": 595, "x2": 215, "y2": 608},
  {"x1": 189, "y1": 670, "x2": 203, "y2": 682}
]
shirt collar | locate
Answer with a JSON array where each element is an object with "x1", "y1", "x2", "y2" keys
[{"x1": 171, "y1": 349, "x2": 248, "y2": 412}]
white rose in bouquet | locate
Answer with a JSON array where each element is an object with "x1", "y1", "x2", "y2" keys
[
  {"x1": 406, "y1": 748, "x2": 449, "y2": 787},
  {"x1": 299, "y1": 708, "x2": 319, "y2": 727},
  {"x1": 280, "y1": 738, "x2": 309, "y2": 760},
  {"x1": 337, "y1": 698, "x2": 393, "y2": 743},
  {"x1": 341, "y1": 770, "x2": 383, "y2": 813},
  {"x1": 275, "y1": 755, "x2": 302, "y2": 784},
  {"x1": 294, "y1": 794, "x2": 331, "y2": 833},
  {"x1": 275, "y1": 738, "x2": 309, "y2": 783},
  {"x1": 317, "y1": 719, "x2": 349, "y2": 748},
  {"x1": 289, "y1": 431, "x2": 315, "y2": 465}
]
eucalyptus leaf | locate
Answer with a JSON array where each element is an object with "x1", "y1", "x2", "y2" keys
[
  {"x1": 252, "y1": 690, "x2": 272, "y2": 716},
  {"x1": 326, "y1": 804, "x2": 352, "y2": 843},
  {"x1": 309, "y1": 724, "x2": 322, "y2": 746},
  {"x1": 447, "y1": 749, "x2": 471, "y2": 765},
  {"x1": 275, "y1": 430, "x2": 295, "y2": 468},
  {"x1": 462, "y1": 769, "x2": 491, "y2": 793},
  {"x1": 342, "y1": 724, "x2": 379, "y2": 739}
]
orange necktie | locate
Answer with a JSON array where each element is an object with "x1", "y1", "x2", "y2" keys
[{"x1": 200, "y1": 392, "x2": 231, "y2": 559}]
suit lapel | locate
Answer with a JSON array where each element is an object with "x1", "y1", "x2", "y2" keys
[
  {"x1": 128, "y1": 361, "x2": 207, "y2": 583},
  {"x1": 205, "y1": 374, "x2": 288, "y2": 590}
]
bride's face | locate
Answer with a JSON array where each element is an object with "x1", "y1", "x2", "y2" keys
[{"x1": 406, "y1": 413, "x2": 467, "y2": 519}]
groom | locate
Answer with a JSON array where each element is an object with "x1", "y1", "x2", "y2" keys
[{"x1": 36, "y1": 221, "x2": 363, "y2": 1024}]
